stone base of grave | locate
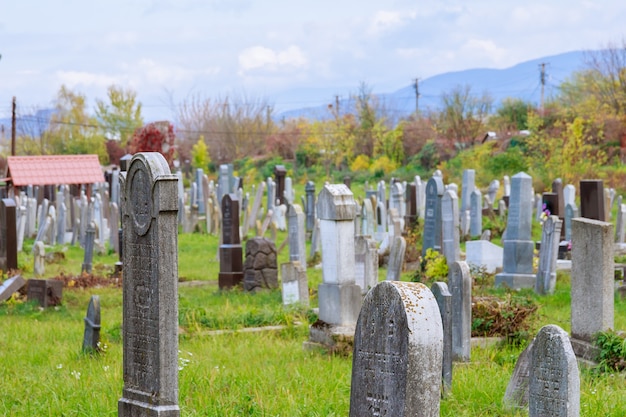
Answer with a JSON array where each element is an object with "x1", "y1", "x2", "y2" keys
[
  {"x1": 118, "y1": 397, "x2": 180, "y2": 416},
  {"x1": 218, "y1": 272, "x2": 243, "y2": 290},
  {"x1": 494, "y1": 273, "x2": 536, "y2": 290},
  {"x1": 303, "y1": 320, "x2": 355, "y2": 355},
  {"x1": 317, "y1": 283, "x2": 362, "y2": 325},
  {"x1": 27, "y1": 279, "x2": 63, "y2": 307},
  {"x1": 569, "y1": 337, "x2": 600, "y2": 367}
]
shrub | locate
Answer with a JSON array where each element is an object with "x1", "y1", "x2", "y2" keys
[
  {"x1": 350, "y1": 154, "x2": 370, "y2": 171},
  {"x1": 594, "y1": 330, "x2": 626, "y2": 373},
  {"x1": 471, "y1": 294, "x2": 538, "y2": 342},
  {"x1": 369, "y1": 155, "x2": 398, "y2": 176}
]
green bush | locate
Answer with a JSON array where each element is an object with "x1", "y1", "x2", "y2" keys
[{"x1": 594, "y1": 330, "x2": 626, "y2": 373}]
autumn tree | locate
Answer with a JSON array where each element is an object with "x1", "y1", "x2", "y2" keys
[
  {"x1": 129, "y1": 121, "x2": 176, "y2": 166},
  {"x1": 437, "y1": 84, "x2": 493, "y2": 148},
  {"x1": 191, "y1": 135, "x2": 211, "y2": 171}
]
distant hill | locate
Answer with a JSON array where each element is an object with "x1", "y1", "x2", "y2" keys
[{"x1": 277, "y1": 50, "x2": 587, "y2": 121}]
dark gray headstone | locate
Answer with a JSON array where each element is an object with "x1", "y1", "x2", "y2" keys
[
  {"x1": 219, "y1": 194, "x2": 243, "y2": 290},
  {"x1": 579, "y1": 179, "x2": 605, "y2": 221},
  {"x1": 81, "y1": 222, "x2": 96, "y2": 274},
  {"x1": 82, "y1": 295, "x2": 101, "y2": 353},
  {"x1": 350, "y1": 281, "x2": 443, "y2": 416},
  {"x1": 243, "y1": 237, "x2": 277, "y2": 291},
  {"x1": 431, "y1": 281, "x2": 452, "y2": 395},
  {"x1": 0, "y1": 198, "x2": 17, "y2": 272},
  {"x1": 422, "y1": 176, "x2": 444, "y2": 256},
  {"x1": 27, "y1": 279, "x2": 63, "y2": 307},
  {"x1": 305, "y1": 181, "x2": 316, "y2": 233},
  {"x1": 118, "y1": 152, "x2": 180, "y2": 417},
  {"x1": 535, "y1": 215, "x2": 563, "y2": 295}
]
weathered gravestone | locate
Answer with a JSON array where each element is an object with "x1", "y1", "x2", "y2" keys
[
  {"x1": 504, "y1": 338, "x2": 535, "y2": 409},
  {"x1": 536, "y1": 215, "x2": 563, "y2": 295},
  {"x1": 431, "y1": 281, "x2": 452, "y2": 395},
  {"x1": 386, "y1": 236, "x2": 406, "y2": 281},
  {"x1": 441, "y1": 189, "x2": 460, "y2": 264},
  {"x1": 579, "y1": 180, "x2": 605, "y2": 221},
  {"x1": 274, "y1": 165, "x2": 287, "y2": 206},
  {"x1": 529, "y1": 325, "x2": 580, "y2": 417},
  {"x1": 354, "y1": 235, "x2": 378, "y2": 294},
  {"x1": 33, "y1": 241, "x2": 45, "y2": 276},
  {"x1": 564, "y1": 203, "x2": 578, "y2": 242},
  {"x1": 81, "y1": 222, "x2": 96, "y2": 274},
  {"x1": 349, "y1": 281, "x2": 443, "y2": 417},
  {"x1": 218, "y1": 194, "x2": 244, "y2": 290},
  {"x1": 469, "y1": 189, "x2": 482, "y2": 238},
  {"x1": 449, "y1": 260, "x2": 471, "y2": 362},
  {"x1": 82, "y1": 295, "x2": 101, "y2": 353},
  {"x1": 495, "y1": 172, "x2": 536, "y2": 289},
  {"x1": 460, "y1": 169, "x2": 475, "y2": 215},
  {"x1": 243, "y1": 237, "x2": 278, "y2": 291},
  {"x1": 118, "y1": 152, "x2": 180, "y2": 417},
  {"x1": 0, "y1": 198, "x2": 17, "y2": 272},
  {"x1": 571, "y1": 217, "x2": 614, "y2": 343},
  {"x1": 422, "y1": 176, "x2": 444, "y2": 256},
  {"x1": 0, "y1": 275, "x2": 25, "y2": 303},
  {"x1": 27, "y1": 279, "x2": 63, "y2": 307},
  {"x1": 287, "y1": 204, "x2": 306, "y2": 271},
  {"x1": 281, "y1": 261, "x2": 308, "y2": 306},
  {"x1": 304, "y1": 181, "x2": 316, "y2": 233}
]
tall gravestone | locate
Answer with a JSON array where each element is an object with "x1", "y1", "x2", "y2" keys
[
  {"x1": 495, "y1": 172, "x2": 535, "y2": 289},
  {"x1": 469, "y1": 189, "x2": 482, "y2": 238},
  {"x1": 441, "y1": 189, "x2": 460, "y2": 264},
  {"x1": 404, "y1": 183, "x2": 417, "y2": 228},
  {"x1": 287, "y1": 204, "x2": 306, "y2": 271},
  {"x1": 0, "y1": 198, "x2": 17, "y2": 272},
  {"x1": 535, "y1": 215, "x2": 563, "y2": 295},
  {"x1": 386, "y1": 236, "x2": 406, "y2": 281},
  {"x1": 571, "y1": 217, "x2": 614, "y2": 343},
  {"x1": 217, "y1": 164, "x2": 230, "y2": 208},
  {"x1": 460, "y1": 169, "x2": 475, "y2": 215},
  {"x1": 305, "y1": 181, "x2": 316, "y2": 233},
  {"x1": 354, "y1": 235, "x2": 378, "y2": 294},
  {"x1": 431, "y1": 281, "x2": 452, "y2": 394},
  {"x1": 449, "y1": 260, "x2": 471, "y2": 362},
  {"x1": 218, "y1": 194, "x2": 243, "y2": 289},
  {"x1": 579, "y1": 180, "x2": 605, "y2": 221},
  {"x1": 564, "y1": 203, "x2": 578, "y2": 242},
  {"x1": 274, "y1": 165, "x2": 287, "y2": 206},
  {"x1": 82, "y1": 295, "x2": 101, "y2": 353},
  {"x1": 349, "y1": 281, "x2": 443, "y2": 417},
  {"x1": 422, "y1": 176, "x2": 444, "y2": 256},
  {"x1": 118, "y1": 152, "x2": 180, "y2": 417},
  {"x1": 529, "y1": 325, "x2": 580, "y2": 417},
  {"x1": 81, "y1": 222, "x2": 96, "y2": 274}
]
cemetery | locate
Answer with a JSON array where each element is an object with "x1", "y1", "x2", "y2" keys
[{"x1": 0, "y1": 149, "x2": 625, "y2": 416}]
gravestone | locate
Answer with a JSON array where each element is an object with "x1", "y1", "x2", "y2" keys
[
  {"x1": 579, "y1": 179, "x2": 605, "y2": 221},
  {"x1": 349, "y1": 281, "x2": 442, "y2": 417},
  {"x1": 243, "y1": 237, "x2": 278, "y2": 291},
  {"x1": 404, "y1": 183, "x2": 417, "y2": 228},
  {"x1": 354, "y1": 235, "x2": 378, "y2": 294},
  {"x1": 465, "y1": 240, "x2": 503, "y2": 273},
  {"x1": 0, "y1": 198, "x2": 17, "y2": 272},
  {"x1": 535, "y1": 215, "x2": 563, "y2": 295},
  {"x1": 441, "y1": 189, "x2": 460, "y2": 264},
  {"x1": 504, "y1": 339, "x2": 535, "y2": 409},
  {"x1": 304, "y1": 181, "x2": 316, "y2": 233},
  {"x1": 281, "y1": 261, "x2": 308, "y2": 306},
  {"x1": 431, "y1": 281, "x2": 452, "y2": 395},
  {"x1": 194, "y1": 168, "x2": 206, "y2": 214},
  {"x1": 217, "y1": 164, "x2": 230, "y2": 208},
  {"x1": 284, "y1": 176, "x2": 295, "y2": 204},
  {"x1": 218, "y1": 194, "x2": 244, "y2": 290},
  {"x1": 571, "y1": 217, "x2": 614, "y2": 342},
  {"x1": 616, "y1": 202, "x2": 626, "y2": 244},
  {"x1": 82, "y1": 295, "x2": 101, "y2": 353},
  {"x1": 81, "y1": 222, "x2": 96, "y2": 274},
  {"x1": 27, "y1": 279, "x2": 63, "y2": 307},
  {"x1": 460, "y1": 169, "x2": 475, "y2": 215},
  {"x1": 449, "y1": 260, "x2": 471, "y2": 362},
  {"x1": 415, "y1": 176, "x2": 425, "y2": 220},
  {"x1": 360, "y1": 198, "x2": 376, "y2": 238},
  {"x1": 488, "y1": 179, "x2": 500, "y2": 204},
  {"x1": 564, "y1": 184, "x2": 576, "y2": 206},
  {"x1": 529, "y1": 325, "x2": 580, "y2": 417},
  {"x1": 552, "y1": 178, "x2": 565, "y2": 221},
  {"x1": 469, "y1": 189, "x2": 482, "y2": 238},
  {"x1": 274, "y1": 165, "x2": 287, "y2": 206},
  {"x1": 495, "y1": 172, "x2": 536, "y2": 289},
  {"x1": 33, "y1": 241, "x2": 45, "y2": 276},
  {"x1": 0, "y1": 275, "x2": 25, "y2": 303},
  {"x1": 564, "y1": 203, "x2": 578, "y2": 242},
  {"x1": 386, "y1": 236, "x2": 406, "y2": 281},
  {"x1": 118, "y1": 152, "x2": 180, "y2": 417},
  {"x1": 287, "y1": 204, "x2": 306, "y2": 271},
  {"x1": 422, "y1": 176, "x2": 444, "y2": 256}
]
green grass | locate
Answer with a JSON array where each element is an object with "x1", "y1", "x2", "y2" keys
[{"x1": 1, "y1": 232, "x2": 625, "y2": 416}]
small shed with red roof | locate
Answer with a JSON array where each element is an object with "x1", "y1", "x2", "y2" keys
[{"x1": 3, "y1": 155, "x2": 104, "y2": 188}]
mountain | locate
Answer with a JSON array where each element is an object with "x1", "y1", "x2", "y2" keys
[{"x1": 277, "y1": 50, "x2": 587, "y2": 121}]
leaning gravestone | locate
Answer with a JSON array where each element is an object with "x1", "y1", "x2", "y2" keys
[
  {"x1": 118, "y1": 152, "x2": 180, "y2": 417},
  {"x1": 349, "y1": 281, "x2": 443, "y2": 417},
  {"x1": 529, "y1": 325, "x2": 580, "y2": 417},
  {"x1": 82, "y1": 295, "x2": 101, "y2": 353},
  {"x1": 0, "y1": 275, "x2": 25, "y2": 303},
  {"x1": 503, "y1": 338, "x2": 535, "y2": 409}
]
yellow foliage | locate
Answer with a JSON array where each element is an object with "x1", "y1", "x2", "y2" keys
[
  {"x1": 369, "y1": 155, "x2": 398, "y2": 175},
  {"x1": 350, "y1": 154, "x2": 370, "y2": 171}
]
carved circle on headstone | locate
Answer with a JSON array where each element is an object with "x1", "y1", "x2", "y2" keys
[{"x1": 130, "y1": 169, "x2": 151, "y2": 236}]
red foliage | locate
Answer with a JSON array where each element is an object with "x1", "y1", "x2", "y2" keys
[
  {"x1": 129, "y1": 122, "x2": 176, "y2": 166},
  {"x1": 105, "y1": 140, "x2": 126, "y2": 166}
]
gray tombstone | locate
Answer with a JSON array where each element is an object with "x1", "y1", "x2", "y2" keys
[
  {"x1": 217, "y1": 164, "x2": 230, "y2": 208},
  {"x1": 33, "y1": 241, "x2": 45, "y2": 276},
  {"x1": 571, "y1": 218, "x2": 614, "y2": 343},
  {"x1": 386, "y1": 236, "x2": 406, "y2": 281},
  {"x1": 349, "y1": 281, "x2": 443, "y2": 417},
  {"x1": 441, "y1": 189, "x2": 460, "y2": 264},
  {"x1": 354, "y1": 235, "x2": 378, "y2": 295},
  {"x1": 563, "y1": 184, "x2": 576, "y2": 207},
  {"x1": 564, "y1": 203, "x2": 578, "y2": 242},
  {"x1": 495, "y1": 172, "x2": 536, "y2": 289},
  {"x1": 616, "y1": 202, "x2": 626, "y2": 244},
  {"x1": 287, "y1": 204, "x2": 306, "y2": 271},
  {"x1": 82, "y1": 295, "x2": 101, "y2": 353},
  {"x1": 460, "y1": 169, "x2": 475, "y2": 214},
  {"x1": 422, "y1": 176, "x2": 444, "y2": 256},
  {"x1": 535, "y1": 215, "x2": 563, "y2": 295},
  {"x1": 431, "y1": 281, "x2": 452, "y2": 395},
  {"x1": 81, "y1": 222, "x2": 96, "y2": 274},
  {"x1": 470, "y1": 189, "x2": 482, "y2": 238},
  {"x1": 449, "y1": 260, "x2": 471, "y2": 362},
  {"x1": 529, "y1": 325, "x2": 580, "y2": 417},
  {"x1": 0, "y1": 275, "x2": 26, "y2": 303},
  {"x1": 281, "y1": 261, "x2": 308, "y2": 306},
  {"x1": 488, "y1": 179, "x2": 500, "y2": 204},
  {"x1": 304, "y1": 181, "x2": 316, "y2": 233},
  {"x1": 118, "y1": 152, "x2": 180, "y2": 417}
]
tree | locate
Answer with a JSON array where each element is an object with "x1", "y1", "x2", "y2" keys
[
  {"x1": 129, "y1": 122, "x2": 176, "y2": 166},
  {"x1": 490, "y1": 98, "x2": 532, "y2": 132},
  {"x1": 95, "y1": 85, "x2": 143, "y2": 149},
  {"x1": 191, "y1": 135, "x2": 210, "y2": 171},
  {"x1": 437, "y1": 84, "x2": 492, "y2": 147},
  {"x1": 580, "y1": 40, "x2": 626, "y2": 115}
]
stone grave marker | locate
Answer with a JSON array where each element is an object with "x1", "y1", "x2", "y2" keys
[
  {"x1": 529, "y1": 325, "x2": 580, "y2": 417},
  {"x1": 564, "y1": 184, "x2": 576, "y2": 206},
  {"x1": 465, "y1": 240, "x2": 503, "y2": 273},
  {"x1": 535, "y1": 215, "x2": 563, "y2": 295},
  {"x1": 0, "y1": 198, "x2": 17, "y2": 272},
  {"x1": 354, "y1": 235, "x2": 378, "y2": 294},
  {"x1": 118, "y1": 152, "x2": 180, "y2": 416},
  {"x1": 404, "y1": 183, "x2": 417, "y2": 228},
  {"x1": 552, "y1": 178, "x2": 565, "y2": 220},
  {"x1": 27, "y1": 279, "x2": 63, "y2": 307},
  {"x1": 495, "y1": 172, "x2": 536, "y2": 289},
  {"x1": 0, "y1": 275, "x2": 25, "y2": 303},
  {"x1": 386, "y1": 236, "x2": 406, "y2": 281},
  {"x1": 469, "y1": 189, "x2": 482, "y2": 238},
  {"x1": 422, "y1": 175, "x2": 444, "y2": 256},
  {"x1": 217, "y1": 164, "x2": 230, "y2": 207},
  {"x1": 82, "y1": 295, "x2": 101, "y2": 353},
  {"x1": 579, "y1": 179, "x2": 605, "y2": 221},
  {"x1": 441, "y1": 189, "x2": 460, "y2": 264},
  {"x1": 304, "y1": 181, "x2": 316, "y2": 233},
  {"x1": 33, "y1": 241, "x2": 45, "y2": 276},
  {"x1": 488, "y1": 179, "x2": 500, "y2": 204},
  {"x1": 281, "y1": 261, "x2": 308, "y2": 306},
  {"x1": 431, "y1": 281, "x2": 452, "y2": 395},
  {"x1": 449, "y1": 260, "x2": 471, "y2": 362},
  {"x1": 243, "y1": 237, "x2": 278, "y2": 291},
  {"x1": 564, "y1": 203, "x2": 578, "y2": 242},
  {"x1": 274, "y1": 165, "x2": 287, "y2": 206},
  {"x1": 349, "y1": 281, "x2": 443, "y2": 417},
  {"x1": 616, "y1": 202, "x2": 626, "y2": 244},
  {"x1": 287, "y1": 204, "x2": 306, "y2": 270},
  {"x1": 571, "y1": 217, "x2": 614, "y2": 342},
  {"x1": 503, "y1": 339, "x2": 535, "y2": 409},
  {"x1": 82, "y1": 222, "x2": 96, "y2": 274},
  {"x1": 219, "y1": 194, "x2": 244, "y2": 289},
  {"x1": 460, "y1": 169, "x2": 475, "y2": 215}
]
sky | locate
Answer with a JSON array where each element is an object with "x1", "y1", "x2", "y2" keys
[{"x1": 1, "y1": 0, "x2": 625, "y2": 121}]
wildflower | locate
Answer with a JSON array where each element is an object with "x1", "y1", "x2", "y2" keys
[
  {"x1": 103, "y1": 366, "x2": 110, "y2": 372},
  {"x1": 71, "y1": 370, "x2": 81, "y2": 380},
  {"x1": 56, "y1": 364, "x2": 63, "y2": 369}
]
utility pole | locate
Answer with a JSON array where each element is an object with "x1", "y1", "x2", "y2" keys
[
  {"x1": 539, "y1": 63, "x2": 547, "y2": 117},
  {"x1": 413, "y1": 78, "x2": 420, "y2": 114},
  {"x1": 11, "y1": 96, "x2": 16, "y2": 156}
]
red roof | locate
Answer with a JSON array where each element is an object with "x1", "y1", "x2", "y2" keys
[{"x1": 6, "y1": 155, "x2": 105, "y2": 186}]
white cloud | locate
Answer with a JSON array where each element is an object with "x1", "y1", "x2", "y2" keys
[
  {"x1": 238, "y1": 45, "x2": 308, "y2": 74},
  {"x1": 369, "y1": 10, "x2": 416, "y2": 36},
  {"x1": 55, "y1": 71, "x2": 120, "y2": 89},
  {"x1": 462, "y1": 39, "x2": 508, "y2": 64}
]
